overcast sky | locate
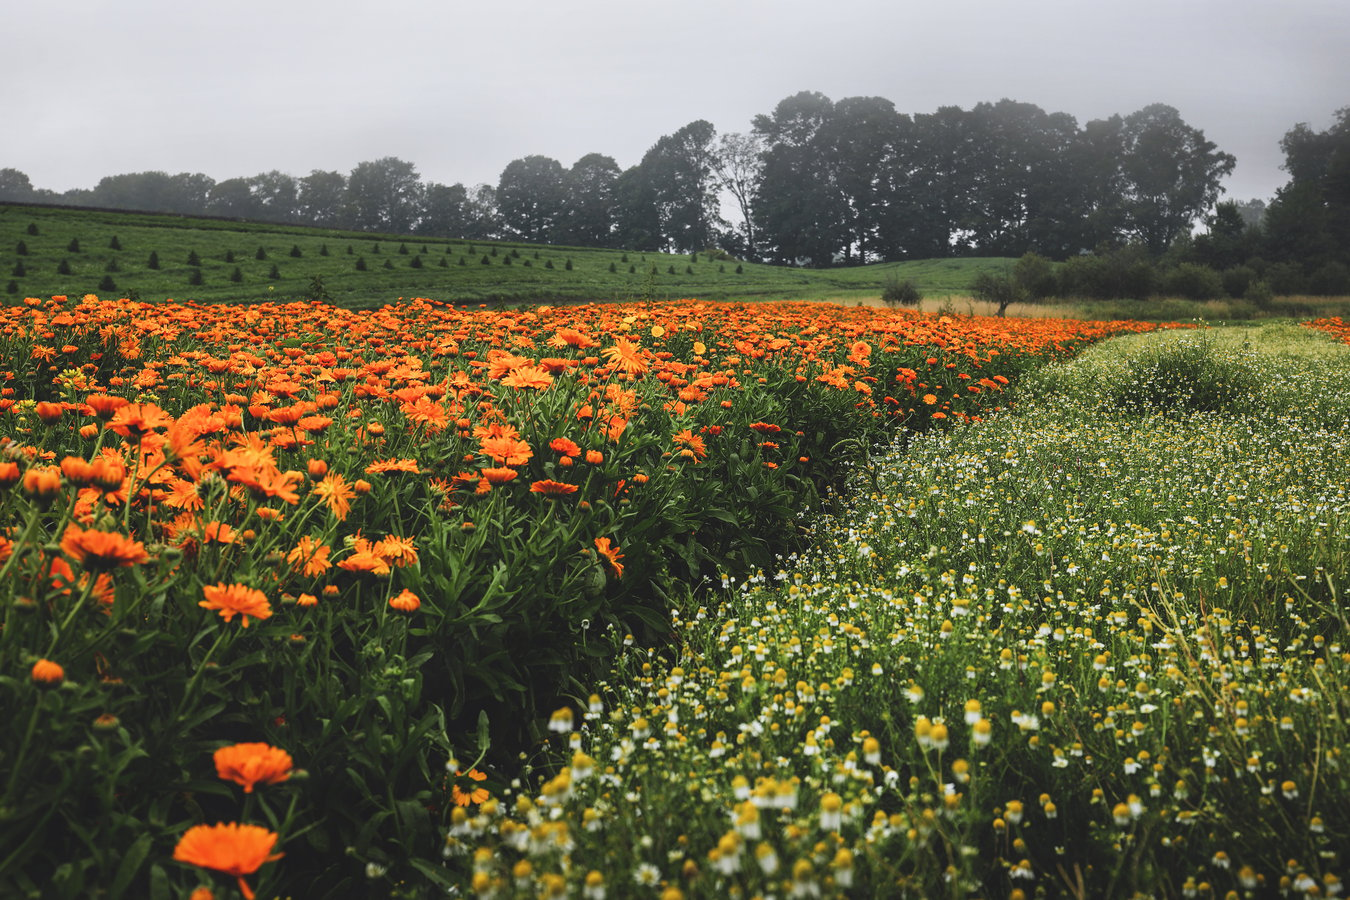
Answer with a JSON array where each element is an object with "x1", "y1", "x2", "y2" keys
[{"x1": 4, "y1": 0, "x2": 1347, "y2": 204}]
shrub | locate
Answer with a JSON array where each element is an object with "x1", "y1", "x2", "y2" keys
[
  {"x1": 109, "y1": 235, "x2": 122, "y2": 251},
  {"x1": 1221, "y1": 265, "x2": 1256, "y2": 299},
  {"x1": 321, "y1": 244, "x2": 330, "y2": 257},
  {"x1": 67, "y1": 238, "x2": 80, "y2": 253},
  {"x1": 268, "y1": 264, "x2": 281, "y2": 279},
  {"x1": 880, "y1": 275, "x2": 922, "y2": 307},
  {"x1": 398, "y1": 243, "x2": 409, "y2": 255},
  {"x1": 609, "y1": 262, "x2": 617, "y2": 273},
  {"x1": 1012, "y1": 252, "x2": 1056, "y2": 299},
  {"x1": 736, "y1": 264, "x2": 744, "y2": 274},
  {"x1": 11, "y1": 261, "x2": 26, "y2": 277},
  {"x1": 438, "y1": 257, "x2": 448, "y2": 268},
  {"x1": 383, "y1": 260, "x2": 394, "y2": 270},
  {"x1": 16, "y1": 240, "x2": 28, "y2": 256},
  {"x1": 105, "y1": 259, "x2": 120, "y2": 273},
  {"x1": 372, "y1": 243, "x2": 381, "y2": 254},
  {"x1": 356, "y1": 256, "x2": 368, "y2": 271},
  {"x1": 147, "y1": 251, "x2": 160, "y2": 270},
  {"x1": 565, "y1": 259, "x2": 573, "y2": 271},
  {"x1": 1245, "y1": 279, "x2": 1274, "y2": 308},
  {"x1": 256, "y1": 246, "x2": 268, "y2": 260},
  {"x1": 56, "y1": 259, "x2": 71, "y2": 275},
  {"x1": 481, "y1": 256, "x2": 491, "y2": 265},
  {"x1": 290, "y1": 245, "x2": 303, "y2": 258},
  {"x1": 668, "y1": 265, "x2": 676, "y2": 275},
  {"x1": 187, "y1": 250, "x2": 202, "y2": 267},
  {"x1": 545, "y1": 260, "x2": 554, "y2": 269},
  {"x1": 970, "y1": 269, "x2": 1025, "y2": 316},
  {"x1": 4, "y1": 280, "x2": 17, "y2": 293},
  {"x1": 1308, "y1": 261, "x2": 1350, "y2": 296},
  {"x1": 502, "y1": 256, "x2": 511, "y2": 266},
  {"x1": 25, "y1": 222, "x2": 38, "y2": 235},
  {"x1": 188, "y1": 268, "x2": 204, "y2": 286},
  {"x1": 1265, "y1": 262, "x2": 1306, "y2": 295},
  {"x1": 411, "y1": 256, "x2": 424, "y2": 269},
  {"x1": 230, "y1": 266, "x2": 244, "y2": 283},
  {"x1": 1110, "y1": 332, "x2": 1259, "y2": 416},
  {"x1": 1161, "y1": 263, "x2": 1223, "y2": 300},
  {"x1": 97, "y1": 275, "x2": 117, "y2": 291},
  {"x1": 225, "y1": 249, "x2": 235, "y2": 263}
]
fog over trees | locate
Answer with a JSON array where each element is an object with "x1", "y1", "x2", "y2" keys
[{"x1": 3, "y1": 95, "x2": 1344, "y2": 277}]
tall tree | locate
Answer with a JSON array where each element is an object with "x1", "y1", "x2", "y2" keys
[
  {"x1": 346, "y1": 157, "x2": 424, "y2": 234},
  {"x1": 0, "y1": 168, "x2": 36, "y2": 202},
  {"x1": 416, "y1": 182, "x2": 471, "y2": 238},
  {"x1": 496, "y1": 155, "x2": 567, "y2": 243},
  {"x1": 462, "y1": 184, "x2": 501, "y2": 240},
  {"x1": 562, "y1": 153, "x2": 621, "y2": 247},
  {"x1": 298, "y1": 170, "x2": 349, "y2": 228},
  {"x1": 825, "y1": 96, "x2": 908, "y2": 262},
  {"x1": 248, "y1": 171, "x2": 301, "y2": 223},
  {"x1": 640, "y1": 120, "x2": 722, "y2": 253},
  {"x1": 712, "y1": 132, "x2": 764, "y2": 258},
  {"x1": 1113, "y1": 104, "x2": 1236, "y2": 254},
  {"x1": 207, "y1": 177, "x2": 258, "y2": 218},
  {"x1": 611, "y1": 165, "x2": 662, "y2": 252},
  {"x1": 753, "y1": 92, "x2": 848, "y2": 264},
  {"x1": 1262, "y1": 108, "x2": 1350, "y2": 269}
]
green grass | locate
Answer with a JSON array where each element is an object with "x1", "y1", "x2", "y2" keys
[{"x1": 1, "y1": 203, "x2": 1014, "y2": 308}]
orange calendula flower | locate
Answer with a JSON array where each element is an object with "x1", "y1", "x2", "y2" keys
[
  {"x1": 479, "y1": 435, "x2": 533, "y2": 466},
  {"x1": 594, "y1": 537, "x2": 624, "y2": 579},
  {"x1": 375, "y1": 534, "x2": 419, "y2": 567},
  {"x1": 213, "y1": 742, "x2": 294, "y2": 793},
  {"x1": 480, "y1": 466, "x2": 518, "y2": 485},
  {"x1": 530, "y1": 479, "x2": 578, "y2": 496},
  {"x1": 388, "y1": 589, "x2": 421, "y2": 612},
  {"x1": 199, "y1": 583, "x2": 273, "y2": 628},
  {"x1": 108, "y1": 402, "x2": 173, "y2": 442},
  {"x1": 286, "y1": 536, "x2": 332, "y2": 577},
  {"x1": 172, "y1": 822, "x2": 282, "y2": 900},
  {"x1": 601, "y1": 338, "x2": 648, "y2": 375},
  {"x1": 31, "y1": 658, "x2": 65, "y2": 685},
  {"x1": 452, "y1": 768, "x2": 490, "y2": 806},
  {"x1": 312, "y1": 472, "x2": 355, "y2": 521},
  {"x1": 672, "y1": 429, "x2": 708, "y2": 461},
  {"x1": 365, "y1": 458, "x2": 421, "y2": 474},
  {"x1": 549, "y1": 437, "x2": 581, "y2": 457},
  {"x1": 60, "y1": 524, "x2": 149, "y2": 571}
]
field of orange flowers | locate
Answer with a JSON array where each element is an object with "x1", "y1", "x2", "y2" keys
[{"x1": 0, "y1": 294, "x2": 1165, "y2": 898}]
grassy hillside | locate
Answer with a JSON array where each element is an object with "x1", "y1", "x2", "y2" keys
[{"x1": 1, "y1": 203, "x2": 1007, "y2": 307}]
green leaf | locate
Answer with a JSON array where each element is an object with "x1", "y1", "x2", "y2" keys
[{"x1": 108, "y1": 832, "x2": 153, "y2": 900}]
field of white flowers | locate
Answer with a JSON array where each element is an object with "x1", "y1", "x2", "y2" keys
[{"x1": 456, "y1": 323, "x2": 1350, "y2": 899}]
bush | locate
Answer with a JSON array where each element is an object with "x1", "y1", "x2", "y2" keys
[
  {"x1": 1110, "y1": 332, "x2": 1259, "y2": 416},
  {"x1": 880, "y1": 275, "x2": 922, "y2": 307},
  {"x1": 225, "y1": 249, "x2": 235, "y2": 263},
  {"x1": 1265, "y1": 262, "x2": 1306, "y2": 295},
  {"x1": 1308, "y1": 261, "x2": 1350, "y2": 296},
  {"x1": 1161, "y1": 263, "x2": 1223, "y2": 300},
  {"x1": 97, "y1": 275, "x2": 117, "y2": 292},
  {"x1": 1245, "y1": 279, "x2": 1274, "y2": 307},
  {"x1": 1221, "y1": 265, "x2": 1256, "y2": 299},
  {"x1": 188, "y1": 268, "x2": 204, "y2": 286},
  {"x1": 4, "y1": 280, "x2": 17, "y2": 293},
  {"x1": 398, "y1": 243, "x2": 409, "y2": 255},
  {"x1": 356, "y1": 256, "x2": 368, "y2": 271},
  {"x1": 56, "y1": 259, "x2": 71, "y2": 275},
  {"x1": 230, "y1": 266, "x2": 244, "y2": 283},
  {"x1": 147, "y1": 251, "x2": 160, "y2": 270},
  {"x1": 67, "y1": 238, "x2": 80, "y2": 253},
  {"x1": 565, "y1": 259, "x2": 573, "y2": 271},
  {"x1": 290, "y1": 245, "x2": 303, "y2": 258},
  {"x1": 15, "y1": 240, "x2": 28, "y2": 256},
  {"x1": 411, "y1": 256, "x2": 424, "y2": 269},
  {"x1": 11, "y1": 261, "x2": 26, "y2": 277},
  {"x1": 109, "y1": 235, "x2": 122, "y2": 251},
  {"x1": 1058, "y1": 246, "x2": 1156, "y2": 300},
  {"x1": 187, "y1": 250, "x2": 201, "y2": 267},
  {"x1": 105, "y1": 259, "x2": 120, "y2": 273},
  {"x1": 25, "y1": 222, "x2": 38, "y2": 235},
  {"x1": 1013, "y1": 252, "x2": 1057, "y2": 299},
  {"x1": 256, "y1": 246, "x2": 268, "y2": 261},
  {"x1": 268, "y1": 264, "x2": 281, "y2": 279}
]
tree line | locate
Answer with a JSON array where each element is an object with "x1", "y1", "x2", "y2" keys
[{"x1": 1, "y1": 94, "x2": 1345, "y2": 278}]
